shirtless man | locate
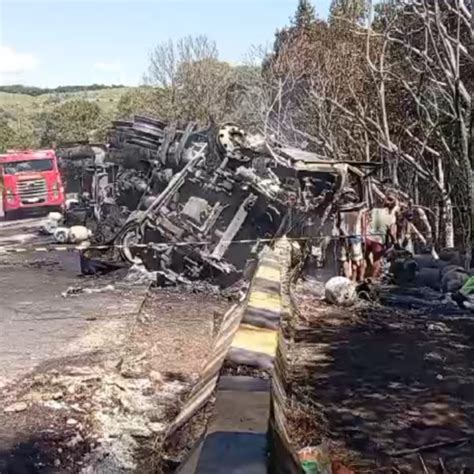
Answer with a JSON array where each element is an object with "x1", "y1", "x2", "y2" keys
[
  {"x1": 365, "y1": 195, "x2": 398, "y2": 279},
  {"x1": 397, "y1": 204, "x2": 430, "y2": 255},
  {"x1": 336, "y1": 189, "x2": 367, "y2": 282}
]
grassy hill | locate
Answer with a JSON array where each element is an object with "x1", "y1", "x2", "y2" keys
[
  {"x1": 0, "y1": 87, "x2": 132, "y2": 124},
  {"x1": 0, "y1": 86, "x2": 135, "y2": 150}
]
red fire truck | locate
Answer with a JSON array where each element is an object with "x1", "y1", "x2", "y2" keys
[{"x1": 0, "y1": 149, "x2": 65, "y2": 219}]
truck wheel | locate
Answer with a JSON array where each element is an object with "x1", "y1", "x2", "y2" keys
[{"x1": 117, "y1": 222, "x2": 142, "y2": 264}]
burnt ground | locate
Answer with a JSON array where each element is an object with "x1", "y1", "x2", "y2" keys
[
  {"x1": 0, "y1": 217, "x2": 231, "y2": 473},
  {"x1": 0, "y1": 287, "x2": 229, "y2": 474},
  {"x1": 291, "y1": 281, "x2": 474, "y2": 473}
]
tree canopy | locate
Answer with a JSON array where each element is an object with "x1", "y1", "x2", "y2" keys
[
  {"x1": 293, "y1": 0, "x2": 316, "y2": 28},
  {"x1": 37, "y1": 100, "x2": 109, "y2": 146},
  {"x1": 329, "y1": 0, "x2": 367, "y2": 24},
  {"x1": 0, "y1": 117, "x2": 38, "y2": 153}
]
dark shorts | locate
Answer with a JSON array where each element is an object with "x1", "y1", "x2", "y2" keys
[{"x1": 365, "y1": 239, "x2": 385, "y2": 260}]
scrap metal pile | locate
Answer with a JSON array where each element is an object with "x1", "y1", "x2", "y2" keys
[{"x1": 61, "y1": 116, "x2": 359, "y2": 286}]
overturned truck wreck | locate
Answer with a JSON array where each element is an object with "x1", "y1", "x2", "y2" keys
[{"x1": 65, "y1": 116, "x2": 367, "y2": 286}]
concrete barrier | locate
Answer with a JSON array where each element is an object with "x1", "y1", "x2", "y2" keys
[
  {"x1": 267, "y1": 240, "x2": 304, "y2": 474},
  {"x1": 226, "y1": 243, "x2": 285, "y2": 369},
  {"x1": 174, "y1": 243, "x2": 287, "y2": 473}
]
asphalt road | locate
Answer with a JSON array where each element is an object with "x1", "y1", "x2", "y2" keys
[
  {"x1": 0, "y1": 216, "x2": 50, "y2": 248},
  {"x1": 0, "y1": 216, "x2": 146, "y2": 387},
  {"x1": 0, "y1": 216, "x2": 225, "y2": 473}
]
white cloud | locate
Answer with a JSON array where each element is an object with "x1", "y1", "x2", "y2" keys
[
  {"x1": 94, "y1": 61, "x2": 121, "y2": 72},
  {"x1": 0, "y1": 45, "x2": 39, "y2": 74}
]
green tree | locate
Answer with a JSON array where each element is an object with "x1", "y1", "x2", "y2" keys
[
  {"x1": 35, "y1": 111, "x2": 58, "y2": 148},
  {"x1": 0, "y1": 117, "x2": 38, "y2": 152},
  {"x1": 37, "y1": 100, "x2": 106, "y2": 146},
  {"x1": 0, "y1": 118, "x2": 15, "y2": 153},
  {"x1": 116, "y1": 87, "x2": 173, "y2": 121},
  {"x1": 8, "y1": 123, "x2": 37, "y2": 150},
  {"x1": 293, "y1": 0, "x2": 316, "y2": 28}
]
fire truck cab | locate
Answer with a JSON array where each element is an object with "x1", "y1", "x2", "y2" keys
[{"x1": 0, "y1": 149, "x2": 65, "y2": 219}]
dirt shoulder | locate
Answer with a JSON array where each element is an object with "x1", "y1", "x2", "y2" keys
[{"x1": 290, "y1": 282, "x2": 474, "y2": 473}]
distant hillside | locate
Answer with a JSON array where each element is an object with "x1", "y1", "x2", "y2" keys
[
  {"x1": 0, "y1": 84, "x2": 126, "y2": 97},
  {"x1": 0, "y1": 87, "x2": 132, "y2": 123},
  {"x1": 0, "y1": 86, "x2": 135, "y2": 151}
]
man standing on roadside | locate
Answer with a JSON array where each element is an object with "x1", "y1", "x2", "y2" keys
[
  {"x1": 365, "y1": 194, "x2": 398, "y2": 279},
  {"x1": 336, "y1": 188, "x2": 367, "y2": 282}
]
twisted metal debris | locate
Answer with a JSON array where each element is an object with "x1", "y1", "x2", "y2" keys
[{"x1": 59, "y1": 116, "x2": 368, "y2": 286}]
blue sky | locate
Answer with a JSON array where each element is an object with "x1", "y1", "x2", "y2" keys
[{"x1": 0, "y1": 0, "x2": 330, "y2": 87}]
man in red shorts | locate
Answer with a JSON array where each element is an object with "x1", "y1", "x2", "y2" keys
[{"x1": 365, "y1": 195, "x2": 398, "y2": 278}]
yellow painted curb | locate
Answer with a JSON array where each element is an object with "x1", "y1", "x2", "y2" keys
[
  {"x1": 231, "y1": 324, "x2": 278, "y2": 356},
  {"x1": 247, "y1": 290, "x2": 281, "y2": 312},
  {"x1": 255, "y1": 265, "x2": 280, "y2": 282}
]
